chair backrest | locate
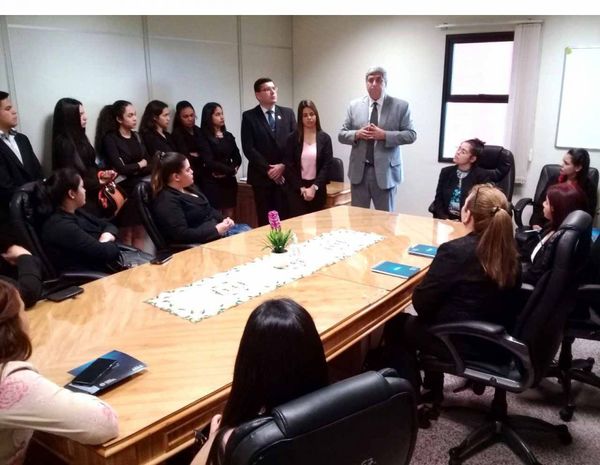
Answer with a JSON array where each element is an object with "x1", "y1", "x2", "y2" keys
[
  {"x1": 223, "y1": 369, "x2": 417, "y2": 465},
  {"x1": 328, "y1": 157, "x2": 344, "y2": 183},
  {"x1": 478, "y1": 145, "x2": 515, "y2": 201},
  {"x1": 533, "y1": 164, "x2": 599, "y2": 205},
  {"x1": 9, "y1": 181, "x2": 57, "y2": 278},
  {"x1": 513, "y1": 210, "x2": 592, "y2": 385},
  {"x1": 135, "y1": 181, "x2": 168, "y2": 251}
]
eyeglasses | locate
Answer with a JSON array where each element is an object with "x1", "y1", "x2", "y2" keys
[{"x1": 259, "y1": 86, "x2": 278, "y2": 93}]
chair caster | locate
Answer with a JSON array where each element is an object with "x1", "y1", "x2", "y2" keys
[
  {"x1": 448, "y1": 447, "x2": 462, "y2": 464},
  {"x1": 559, "y1": 406, "x2": 575, "y2": 422},
  {"x1": 557, "y1": 424, "x2": 572, "y2": 445}
]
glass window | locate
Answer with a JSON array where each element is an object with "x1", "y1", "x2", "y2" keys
[{"x1": 438, "y1": 32, "x2": 514, "y2": 162}]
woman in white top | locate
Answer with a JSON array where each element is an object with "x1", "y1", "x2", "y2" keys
[
  {"x1": 284, "y1": 100, "x2": 333, "y2": 217},
  {"x1": 0, "y1": 281, "x2": 118, "y2": 464}
]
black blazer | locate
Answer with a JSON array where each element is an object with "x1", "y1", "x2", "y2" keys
[
  {"x1": 0, "y1": 132, "x2": 43, "y2": 222},
  {"x1": 0, "y1": 254, "x2": 43, "y2": 308},
  {"x1": 102, "y1": 131, "x2": 151, "y2": 178},
  {"x1": 172, "y1": 125, "x2": 205, "y2": 182},
  {"x1": 522, "y1": 229, "x2": 561, "y2": 285},
  {"x1": 431, "y1": 166, "x2": 491, "y2": 220},
  {"x1": 141, "y1": 129, "x2": 176, "y2": 159},
  {"x1": 197, "y1": 130, "x2": 242, "y2": 177},
  {"x1": 152, "y1": 186, "x2": 224, "y2": 244},
  {"x1": 284, "y1": 130, "x2": 333, "y2": 191},
  {"x1": 241, "y1": 105, "x2": 296, "y2": 186},
  {"x1": 41, "y1": 209, "x2": 120, "y2": 273},
  {"x1": 413, "y1": 233, "x2": 521, "y2": 329}
]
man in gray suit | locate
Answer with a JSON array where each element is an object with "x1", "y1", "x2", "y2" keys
[{"x1": 339, "y1": 66, "x2": 416, "y2": 211}]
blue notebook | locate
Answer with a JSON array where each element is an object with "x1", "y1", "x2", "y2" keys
[
  {"x1": 65, "y1": 350, "x2": 147, "y2": 395},
  {"x1": 371, "y1": 261, "x2": 421, "y2": 279},
  {"x1": 408, "y1": 244, "x2": 438, "y2": 258}
]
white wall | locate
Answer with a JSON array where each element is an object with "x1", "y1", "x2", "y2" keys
[
  {"x1": 292, "y1": 15, "x2": 600, "y2": 221},
  {"x1": 0, "y1": 15, "x2": 293, "y2": 177}
]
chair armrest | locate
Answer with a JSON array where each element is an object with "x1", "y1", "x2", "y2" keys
[
  {"x1": 513, "y1": 197, "x2": 533, "y2": 228},
  {"x1": 428, "y1": 320, "x2": 533, "y2": 391},
  {"x1": 578, "y1": 284, "x2": 600, "y2": 307}
]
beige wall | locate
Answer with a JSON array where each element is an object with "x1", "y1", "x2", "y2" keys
[
  {"x1": 292, "y1": 15, "x2": 600, "y2": 221},
  {"x1": 0, "y1": 15, "x2": 293, "y2": 177}
]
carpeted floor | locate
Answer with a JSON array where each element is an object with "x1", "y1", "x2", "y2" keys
[{"x1": 411, "y1": 339, "x2": 600, "y2": 465}]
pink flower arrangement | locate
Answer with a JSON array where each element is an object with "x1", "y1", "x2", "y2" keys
[{"x1": 264, "y1": 210, "x2": 292, "y2": 253}]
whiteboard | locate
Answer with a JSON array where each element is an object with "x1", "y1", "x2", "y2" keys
[{"x1": 556, "y1": 47, "x2": 600, "y2": 150}]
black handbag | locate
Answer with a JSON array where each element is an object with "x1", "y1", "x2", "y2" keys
[{"x1": 108, "y1": 244, "x2": 154, "y2": 272}]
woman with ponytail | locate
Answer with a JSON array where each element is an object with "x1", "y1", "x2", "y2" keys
[
  {"x1": 383, "y1": 184, "x2": 521, "y2": 397},
  {"x1": 96, "y1": 100, "x2": 149, "y2": 249}
]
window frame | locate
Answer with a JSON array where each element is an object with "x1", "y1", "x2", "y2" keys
[{"x1": 438, "y1": 31, "x2": 515, "y2": 162}]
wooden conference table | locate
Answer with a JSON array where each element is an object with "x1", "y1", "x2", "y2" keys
[{"x1": 28, "y1": 206, "x2": 466, "y2": 465}]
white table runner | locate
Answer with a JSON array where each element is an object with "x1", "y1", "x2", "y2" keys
[{"x1": 147, "y1": 229, "x2": 384, "y2": 322}]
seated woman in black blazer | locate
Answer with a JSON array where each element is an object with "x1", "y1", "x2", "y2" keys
[
  {"x1": 171, "y1": 101, "x2": 205, "y2": 190},
  {"x1": 522, "y1": 182, "x2": 587, "y2": 285},
  {"x1": 198, "y1": 102, "x2": 242, "y2": 219},
  {"x1": 152, "y1": 152, "x2": 244, "y2": 245},
  {"x1": 140, "y1": 100, "x2": 176, "y2": 158},
  {"x1": 52, "y1": 97, "x2": 117, "y2": 217},
  {"x1": 431, "y1": 138, "x2": 491, "y2": 220},
  {"x1": 284, "y1": 100, "x2": 333, "y2": 217},
  {"x1": 41, "y1": 168, "x2": 120, "y2": 274},
  {"x1": 384, "y1": 184, "x2": 521, "y2": 397}
]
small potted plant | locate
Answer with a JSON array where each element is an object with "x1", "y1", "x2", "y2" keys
[{"x1": 264, "y1": 210, "x2": 292, "y2": 268}]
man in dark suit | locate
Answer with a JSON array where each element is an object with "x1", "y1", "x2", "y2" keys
[
  {"x1": 241, "y1": 77, "x2": 296, "y2": 226},
  {"x1": 0, "y1": 91, "x2": 43, "y2": 236}
]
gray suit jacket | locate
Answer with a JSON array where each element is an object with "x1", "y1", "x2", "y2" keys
[{"x1": 338, "y1": 94, "x2": 416, "y2": 189}]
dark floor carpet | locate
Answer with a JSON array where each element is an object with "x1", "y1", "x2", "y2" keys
[{"x1": 411, "y1": 339, "x2": 600, "y2": 465}]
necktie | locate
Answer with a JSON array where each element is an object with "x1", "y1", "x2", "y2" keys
[
  {"x1": 366, "y1": 102, "x2": 378, "y2": 165},
  {"x1": 267, "y1": 110, "x2": 276, "y2": 132}
]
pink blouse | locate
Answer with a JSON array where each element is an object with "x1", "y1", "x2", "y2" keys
[{"x1": 301, "y1": 142, "x2": 317, "y2": 181}]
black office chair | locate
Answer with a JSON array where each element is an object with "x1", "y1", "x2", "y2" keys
[
  {"x1": 222, "y1": 369, "x2": 417, "y2": 465},
  {"x1": 10, "y1": 181, "x2": 107, "y2": 295},
  {"x1": 134, "y1": 181, "x2": 199, "y2": 253},
  {"x1": 328, "y1": 157, "x2": 344, "y2": 183},
  {"x1": 551, "y1": 235, "x2": 600, "y2": 421},
  {"x1": 514, "y1": 164, "x2": 599, "y2": 230},
  {"x1": 478, "y1": 144, "x2": 515, "y2": 201},
  {"x1": 420, "y1": 210, "x2": 592, "y2": 465},
  {"x1": 428, "y1": 144, "x2": 515, "y2": 217}
]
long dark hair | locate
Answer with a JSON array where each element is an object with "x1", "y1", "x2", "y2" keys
[
  {"x1": 95, "y1": 100, "x2": 132, "y2": 156},
  {"x1": 150, "y1": 152, "x2": 187, "y2": 195},
  {"x1": 173, "y1": 100, "x2": 195, "y2": 132},
  {"x1": 140, "y1": 100, "x2": 168, "y2": 134},
  {"x1": 566, "y1": 148, "x2": 591, "y2": 187},
  {"x1": 546, "y1": 182, "x2": 587, "y2": 230},
  {"x1": 466, "y1": 184, "x2": 519, "y2": 289},
  {"x1": 296, "y1": 99, "x2": 322, "y2": 144},
  {"x1": 208, "y1": 298, "x2": 328, "y2": 464},
  {"x1": 45, "y1": 168, "x2": 82, "y2": 209},
  {"x1": 0, "y1": 281, "x2": 32, "y2": 367},
  {"x1": 52, "y1": 97, "x2": 94, "y2": 172},
  {"x1": 200, "y1": 102, "x2": 226, "y2": 137}
]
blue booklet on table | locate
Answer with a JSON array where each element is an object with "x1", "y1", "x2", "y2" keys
[
  {"x1": 65, "y1": 350, "x2": 147, "y2": 395},
  {"x1": 408, "y1": 244, "x2": 438, "y2": 258},
  {"x1": 371, "y1": 261, "x2": 421, "y2": 279}
]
